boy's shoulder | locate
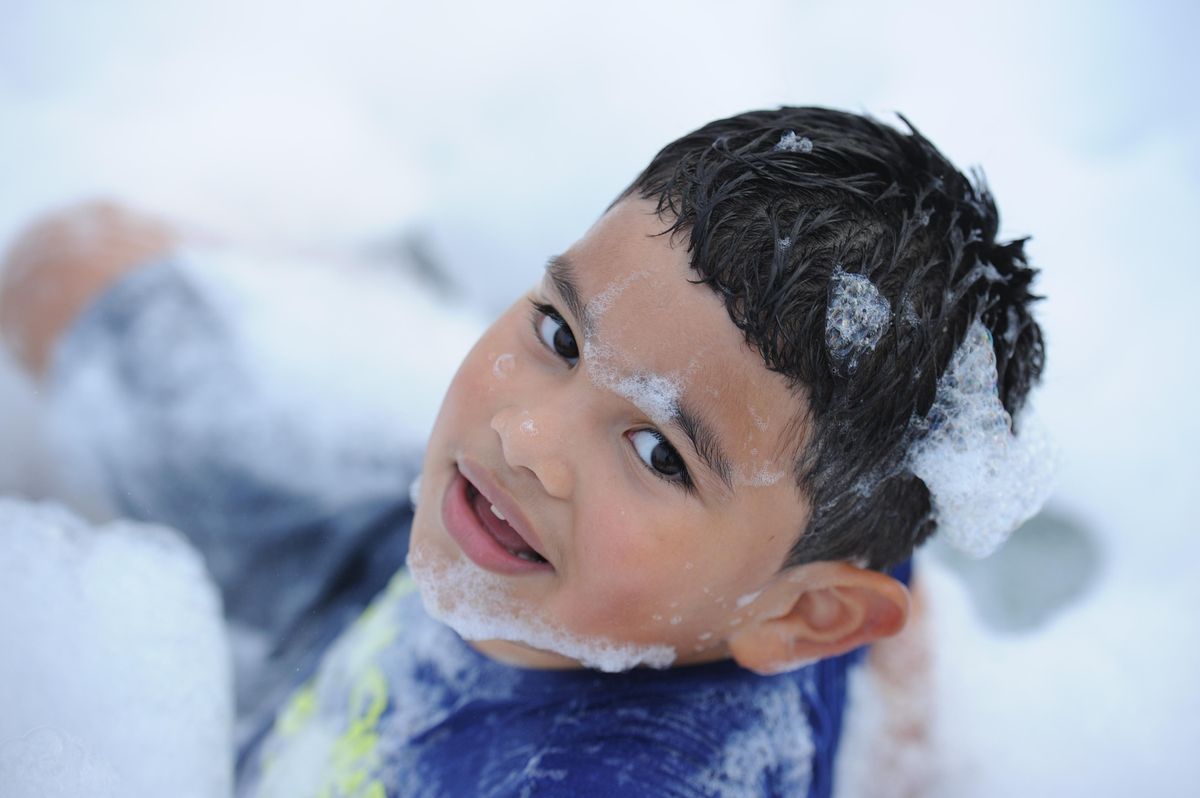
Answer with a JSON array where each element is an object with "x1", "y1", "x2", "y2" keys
[{"x1": 239, "y1": 576, "x2": 852, "y2": 798}]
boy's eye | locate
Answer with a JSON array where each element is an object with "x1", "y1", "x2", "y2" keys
[
  {"x1": 534, "y1": 305, "x2": 580, "y2": 365},
  {"x1": 629, "y1": 429, "x2": 687, "y2": 481}
]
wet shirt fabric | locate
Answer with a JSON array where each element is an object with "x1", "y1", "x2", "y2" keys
[{"x1": 236, "y1": 572, "x2": 891, "y2": 798}]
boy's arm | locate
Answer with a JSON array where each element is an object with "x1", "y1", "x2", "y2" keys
[
  {"x1": 0, "y1": 200, "x2": 176, "y2": 377},
  {"x1": 837, "y1": 576, "x2": 937, "y2": 798},
  {"x1": 0, "y1": 202, "x2": 417, "y2": 634}
]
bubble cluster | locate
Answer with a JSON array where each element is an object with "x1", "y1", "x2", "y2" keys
[
  {"x1": 0, "y1": 499, "x2": 232, "y2": 797},
  {"x1": 907, "y1": 321, "x2": 1057, "y2": 557},
  {"x1": 825, "y1": 267, "x2": 892, "y2": 375},
  {"x1": 773, "y1": 131, "x2": 813, "y2": 154}
]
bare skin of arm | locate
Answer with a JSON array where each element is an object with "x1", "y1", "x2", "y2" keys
[
  {"x1": 858, "y1": 576, "x2": 937, "y2": 797},
  {"x1": 0, "y1": 201, "x2": 176, "y2": 378}
]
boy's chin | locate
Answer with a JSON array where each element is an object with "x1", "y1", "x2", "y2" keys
[{"x1": 406, "y1": 541, "x2": 677, "y2": 673}]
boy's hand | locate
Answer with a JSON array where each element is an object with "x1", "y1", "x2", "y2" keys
[{"x1": 0, "y1": 201, "x2": 176, "y2": 377}]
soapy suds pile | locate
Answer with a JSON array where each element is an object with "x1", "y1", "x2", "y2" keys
[
  {"x1": 824, "y1": 266, "x2": 892, "y2": 375},
  {"x1": 0, "y1": 499, "x2": 232, "y2": 798},
  {"x1": 774, "y1": 131, "x2": 814, "y2": 154},
  {"x1": 906, "y1": 321, "x2": 1057, "y2": 558},
  {"x1": 407, "y1": 544, "x2": 677, "y2": 671},
  {"x1": 825, "y1": 269, "x2": 1056, "y2": 559}
]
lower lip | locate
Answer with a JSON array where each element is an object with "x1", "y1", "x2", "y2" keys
[{"x1": 441, "y1": 469, "x2": 553, "y2": 576}]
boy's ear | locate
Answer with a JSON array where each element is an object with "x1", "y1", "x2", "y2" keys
[{"x1": 727, "y1": 561, "x2": 910, "y2": 676}]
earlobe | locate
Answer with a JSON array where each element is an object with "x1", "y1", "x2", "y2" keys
[{"x1": 728, "y1": 562, "x2": 910, "y2": 676}]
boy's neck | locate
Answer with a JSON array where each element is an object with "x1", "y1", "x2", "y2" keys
[{"x1": 468, "y1": 637, "x2": 733, "y2": 671}]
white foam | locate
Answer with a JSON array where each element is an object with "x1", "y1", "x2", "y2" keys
[
  {"x1": 738, "y1": 464, "x2": 784, "y2": 488},
  {"x1": 735, "y1": 589, "x2": 763, "y2": 609},
  {"x1": 0, "y1": 499, "x2": 232, "y2": 797},
  {"x1": 0, "y1": 728, "x2": 121, "y2": 798},
  {"x1": 907, "y1": 321, "x2": 1057, "y2": 558},
  {"x1": 584, "y1": 270, "x2": 647, "y2": 325},
  {"x1": 825, "y1": 266, "x2": 892, "y2": 374},
  {"x1": 407, "y1": 545, "x2": 676, "y2": 672},
  {"x1": 774, "y1": 131, "x2": 814, "y2": 154},
  {"x1": 575, "y1": 273, "x2": 689, "y2": 426},
  {"x1": 695, "y1": 679, "x2": 814, "y2": 796},
  {"x1": 491, "y1": 352, "x2": 515, "y2": 379},
  {"x1": 583, "y1": 339, "x2": 683, "y2": 426}
]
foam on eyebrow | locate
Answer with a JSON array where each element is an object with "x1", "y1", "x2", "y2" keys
[
  {"x1": 585, "y1": 338, "x2": 683, "y2": 426},
  {"x1": 408, "y1": 546, "x2": 676, "y2": 672},
  {"x1": 579, "y1": 272, "x2": 686, "y2": 426}
]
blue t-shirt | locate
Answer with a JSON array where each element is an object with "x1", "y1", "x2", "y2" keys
[{"x1": 235, "y1": 568, "x2": 899, "y2": 798}]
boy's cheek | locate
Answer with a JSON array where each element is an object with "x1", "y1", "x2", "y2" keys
[{"x1": 567, "y1": 519, "x2": 734, "y2": 638}]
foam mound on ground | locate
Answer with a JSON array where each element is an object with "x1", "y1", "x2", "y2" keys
[{"x1": 0, "y1": 498, "x2": 233, "y2": 798}]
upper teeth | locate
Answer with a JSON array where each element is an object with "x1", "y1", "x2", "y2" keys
[{"x1": 489, "y1": 504, "x2": 507, "y2": 521}]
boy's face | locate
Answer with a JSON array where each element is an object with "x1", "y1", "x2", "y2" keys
[{"x1": 409, "y1": 198, "x2": 811, "y2": 669}]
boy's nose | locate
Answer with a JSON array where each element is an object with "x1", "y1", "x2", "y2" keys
[{"x1": 490, "y1": 406, "x2": 574, "y2": 500}]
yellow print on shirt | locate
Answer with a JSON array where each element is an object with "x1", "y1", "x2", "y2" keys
[{"x1": 256, "y1": 572, "x2": 416, "y2": 798}]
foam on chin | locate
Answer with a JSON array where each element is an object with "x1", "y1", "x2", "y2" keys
[{"x1": 407, "y1": 543, "x2": 677, "y2": 672}]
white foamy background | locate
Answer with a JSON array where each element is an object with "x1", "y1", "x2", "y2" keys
[{"x1": 2, "y1": 1, "x2": 1198, "y2": 795}]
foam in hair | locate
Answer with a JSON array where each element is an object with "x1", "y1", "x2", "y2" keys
[
  {"x1": 907, "y1": 321, "x2": 1056, "y2": 557},
  {"x1": 774, "y1": 131, "x2": 813, "y2": 154},
  {"x1": 825, "y1": 267, "x2": 891, "y2": 375}
]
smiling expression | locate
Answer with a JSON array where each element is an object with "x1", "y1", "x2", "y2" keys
[{"x1": 408, "y1": 198, "x2": 813, "y2": 669}]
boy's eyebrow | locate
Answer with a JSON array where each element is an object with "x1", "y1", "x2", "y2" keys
[
  {"x1": 671, "y1": 403, "x2": 735, "y2": 492},
  {"x1": 545, "y1": 255, "x2": 593, "y2": 335},
  {"x1": 545, "y1": 254, "x2": 735, "y2": 494}
]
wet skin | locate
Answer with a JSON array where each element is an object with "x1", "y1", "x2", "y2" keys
[{"x1": 409, "y1": 197, "x2": 814, "y2": 669}]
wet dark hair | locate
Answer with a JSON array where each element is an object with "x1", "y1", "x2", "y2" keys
[{"x1": 622, "y1": 107, "x2": 1044, "y2": 570}]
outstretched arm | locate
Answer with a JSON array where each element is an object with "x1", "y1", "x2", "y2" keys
[
  {"x1": 0, "y1": 200, "x2": 177, "y2": 377},
  {"x1": 0, "y1": 200, "x2": 416, "y2": 630}
]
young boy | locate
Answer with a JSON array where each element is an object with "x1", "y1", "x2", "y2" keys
[{"x1": 0, "y1": 107, "x2": 1046, "y2": 796}]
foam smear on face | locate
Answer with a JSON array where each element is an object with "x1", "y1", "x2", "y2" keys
[
  {"x1": 584, "y1": 341, "x2": 683, "y2": 426},
  {"x1": 825, "y1": 266, "x2": 892, "y2": 374},
  {"x1": 580, "y1": 272, "x2": 686, "y2": 426},
  {"x1": 907, "y1": 321, "x2": 1057, "y2": 558},
  {"x1": 408, "y1": 546, "x2": 676, "y2": 671},
  {"x1": 738, "y1": 464, "x2": 784, "y2": 488},
  {"x1": 491, "y1": 352, "x2": 515, "y2": 379}
]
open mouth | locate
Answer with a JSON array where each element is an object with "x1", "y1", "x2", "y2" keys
[
  {"x1": 464, "y1": 479, "x2": 548, "y2": 564},
  {"x1": 440, "y1": 467, "x2": 553, "y2": 575}
]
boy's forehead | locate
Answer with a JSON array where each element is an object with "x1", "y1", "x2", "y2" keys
[{"x1": 552, "y1": 199, "x2": 802, "y2": 468}]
